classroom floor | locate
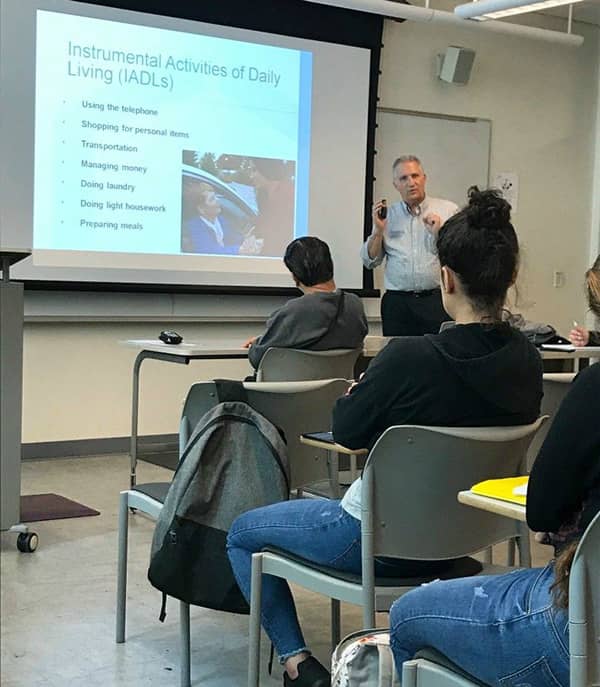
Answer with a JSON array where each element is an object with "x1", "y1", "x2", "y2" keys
[{"x1": 0, "y1": 455, "x2": 553, "y2": 687}]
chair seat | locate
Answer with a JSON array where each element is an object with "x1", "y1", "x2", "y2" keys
[
  {"x1": 414, "y1": 649, "x2": 490, "y2": 687},
  {"x1": 262, "y1": 546, "x2": 482, "y2": 587},
  {"x1": 132, "y1": 482, "x2": 170, "y2": 503}
]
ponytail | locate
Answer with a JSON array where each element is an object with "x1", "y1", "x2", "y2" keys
[{"x1": 550, "y1": 540, "x2": 578, "y2": 609}]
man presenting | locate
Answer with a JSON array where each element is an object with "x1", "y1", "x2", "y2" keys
[{"x1": 361, "y1": 155, "x2": 458, "y2": 335}]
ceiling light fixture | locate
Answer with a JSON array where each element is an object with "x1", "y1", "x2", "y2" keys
[
  {"x1": 454, "y1": 0, "x2": 585, "y2": 21},
  {"x1": 303, "y1": 0, "x2": 583, "y2": 46}
]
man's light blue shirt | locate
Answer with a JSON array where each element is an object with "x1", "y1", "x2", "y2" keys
[{"x1": 361, "y1": 196, "x2": 459, "y2": 291}]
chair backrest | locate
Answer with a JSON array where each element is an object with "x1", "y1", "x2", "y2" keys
[
  {"x1": 361, "y1": 419, "x2": 546, "y2": 561},
  {"x1": 569, "y1": 511, "x2": 600, "y2": 687},
  {"x1": 255, "y1": 347, "x2": 361, "y2": 382},
  {"x1": 180, "y1": 378, "x2": 349, "y2": 490},
  {"x1": 526, "y1": 372, "x2": 575, "y2": 469}
]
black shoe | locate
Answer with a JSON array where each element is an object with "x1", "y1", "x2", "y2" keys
[{"x1": 283, "y1": 656, "x2": 331, "y2": 687}]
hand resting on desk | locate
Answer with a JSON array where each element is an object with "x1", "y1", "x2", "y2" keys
[
  {"x1": 568, "y1": 325, "x2": 590, "y2": 347},
  {"x1": 242, "y1": 335, "x2": 259, "y2": 349}
]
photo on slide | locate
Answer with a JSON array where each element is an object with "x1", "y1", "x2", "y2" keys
[{"x1": 181, "y1": 150, "x2": 296, "y2": 257}]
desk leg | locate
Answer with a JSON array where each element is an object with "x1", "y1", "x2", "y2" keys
[
  {"x1": 130, "y1": 352, "x2": 144, "y2": 489},
  {"x1": 350, "y1": 454, "x2": 358, "y2": 483},
  {"x1": 130, "y1": 351, "x2": 191, "y2": 488},
  {"x1": 327, "y1": 450, "x2": 341, "y2": 499}
]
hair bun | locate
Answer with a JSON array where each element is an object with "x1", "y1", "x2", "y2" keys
[{"x1": 466, "y1": 186, "x2": 511, "y2": 231}]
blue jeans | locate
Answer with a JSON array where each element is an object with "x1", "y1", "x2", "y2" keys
[
  {"x1": 227, "y1": 498, "x2": 435, "y2": 662},
  {"x1": 390, "y1": 564, "x2": 569, "y2": 687}
]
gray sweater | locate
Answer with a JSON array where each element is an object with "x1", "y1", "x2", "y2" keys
[{"x1": 248, "y1": 290, "x2": 368, "y2": 369}]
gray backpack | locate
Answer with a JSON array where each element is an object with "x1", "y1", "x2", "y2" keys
[
  {"x1": 147, "y1": 381, "x2": 289, "y2": 618},
  {"x1": 332, "y1": 629, "x2": 400, "y2": 687}
]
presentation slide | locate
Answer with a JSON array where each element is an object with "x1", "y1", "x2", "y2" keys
[
  {"x1": 1, "y1": 0, "x2": 372, "y2": 289},
  {"x1": 34, "y1": 10, "x2": 311, "y2": 259}
]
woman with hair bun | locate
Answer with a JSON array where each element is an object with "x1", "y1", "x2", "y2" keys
[{"x1": 227, "y1": 188, "x2": 542, "y2": 687}]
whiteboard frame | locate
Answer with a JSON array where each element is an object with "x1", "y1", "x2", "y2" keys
[{"x1": 374, "y1": 106, "x2": 492, "y2": 204}]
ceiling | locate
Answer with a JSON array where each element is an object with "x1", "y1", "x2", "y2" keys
[
  {"x1": 541, "y1": 0, "x2": 600, "y2": 26},
  {"x1": 403, "y1": 0, "x2": 600, "y2": 26}
]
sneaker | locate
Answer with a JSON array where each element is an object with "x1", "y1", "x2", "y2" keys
[{"x1": 283, "y1": 656, "x2": 331, "y2": 687}]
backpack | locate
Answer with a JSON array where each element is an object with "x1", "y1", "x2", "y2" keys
[
  {"x1": 502, "y1": 312, "x2": 570, "y2": 347},
  {"x1": 147, "y1": 381, "x2": 289, "y2": 618},
  {"x1": 332, "y1": 629, "x2": 400, "y2": 687}
]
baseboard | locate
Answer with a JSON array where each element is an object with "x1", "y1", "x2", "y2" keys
[{"x1": 22, "y1": 433, "x2": 178, "y2": 460}]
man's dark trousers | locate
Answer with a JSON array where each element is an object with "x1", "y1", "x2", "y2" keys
[{"x1": 381, "y1": 289, "x2": 449, "y2": 336}]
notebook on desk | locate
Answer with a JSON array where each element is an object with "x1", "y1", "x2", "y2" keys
[
  {"x1": 470, "y1": 476, "x2": 528, "y2": 506},
  {"x1": 301, "y1": 431, "x2": 334, "y2": 444}
]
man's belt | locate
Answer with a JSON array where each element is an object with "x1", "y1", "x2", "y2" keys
[{"x1": 386, "y1": 288, "x2": 440, "y2": 298}]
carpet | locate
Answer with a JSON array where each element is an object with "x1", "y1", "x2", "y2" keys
[{"x1": 20, "y1": 493, "x2": 100, "y2": 522}]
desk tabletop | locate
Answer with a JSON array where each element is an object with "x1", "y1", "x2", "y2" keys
[
  {"x1": 122, "y1": 339, "x2": 248, "y2": 358},
  {"x1": 126, "y1": 337, "x2": 382, "y2": 359},
  {"x1": 457, "y1": 490, "x2": 526, "y2": 522},
  {"x1": 363, "y1": 337, "x2": 599, "y2": 360},
  {"x1": 299, "y1": 434, "x2": 368, "y2": 455},
  {"x1": 539, "y1": 346, "x2": 600, "y2": 359},
  {"x1": 122, "y1": 337, "x2": 600, "y2": 362}
]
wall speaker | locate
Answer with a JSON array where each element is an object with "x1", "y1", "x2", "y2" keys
[{"x1": 438, "y1": 46, "x2": 475, "y2": 85}]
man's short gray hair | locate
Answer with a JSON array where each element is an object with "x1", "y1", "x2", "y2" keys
[{"x1": 392, "y1": 155, "x2": 423, "y2": 172}]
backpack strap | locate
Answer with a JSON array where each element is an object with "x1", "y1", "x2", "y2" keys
[
  {"x1": 377, "y1": 640, "x2": 399, "y2": 685},
  {"x1": 268, "y1": 644, "x2": 275, "y2": 675},
  {"x1": 159, "y1": 592, "x2": 167, "y2": 622},
  {"x1": 214, "y1": 379, "x2": 249, "y2": 404}
]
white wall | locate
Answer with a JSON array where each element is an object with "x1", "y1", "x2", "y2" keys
[
  {"x1": 22, "y1": 321, "x2": 252, "y2": 443},
  {"x1": 375, "y1": 13, "x2": 599, "y2": 330},
  {"x1": 20, "y1": 12, "x2": 600, "y2": 446},
  {"x1": 589, "y1": 23, "x2": 600, "y2": 334}
]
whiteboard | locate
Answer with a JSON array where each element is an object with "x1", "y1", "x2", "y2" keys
[{"x1": 374, "y1": 109, "x2": 491, "y2": 210}]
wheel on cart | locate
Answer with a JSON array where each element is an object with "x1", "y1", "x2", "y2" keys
[{"x1": 16, "y1": 532, "x2": 39, "y2": 553}]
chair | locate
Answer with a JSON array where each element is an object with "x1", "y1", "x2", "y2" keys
[
  {"x1": 255, "y1": 347, "x2": 361, "y2": 382},
  {"x1": 181, "y1": 379, "x2": 349, "y2": 491},
  {"x1": 526, "y1": 372, "x2": 575, "y2": 469},
  {"x1": 402, "y1": 511, "x2": 600, "y2": 687},
  {"x1": 247, "y1": 419, "x2": 545, "y2": 687},
  {"x1": 116, "y1": 378, "x2": 348, "y2": 687}
]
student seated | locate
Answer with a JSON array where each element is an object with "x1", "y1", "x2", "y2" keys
[
  {"x1": 227, "y1": 188, "x2": 542, "y2": 687},
  {"x1": 569, "y1": 254, "x2": 600, "y2": 346},
  {"x1": 389, "y1": 332, "x2": 600, "y2": 687},
  {"x1": 243, "y1": 236, "x2": 368, "y2": 371}
]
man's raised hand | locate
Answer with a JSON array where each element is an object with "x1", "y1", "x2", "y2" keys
[{"x1": 423, "y1": 212, "x2": 442, "y2": 234}]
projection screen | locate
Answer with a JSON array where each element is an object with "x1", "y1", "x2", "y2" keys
[{"x1": 0, "y1": 0, "x2": 375, "y2": 290}]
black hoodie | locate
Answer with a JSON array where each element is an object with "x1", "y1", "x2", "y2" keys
[{"x1": 332, "y1": 323, "x2": 543, "y2": 450}]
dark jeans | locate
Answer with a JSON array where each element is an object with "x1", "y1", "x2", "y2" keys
[{"x1": 381, "y1": 289, "x2": 448, "y2": 336}]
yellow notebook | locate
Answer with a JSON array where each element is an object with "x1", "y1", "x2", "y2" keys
[{"x1": 470, "y1": 476, "x2": 528, "y2": 506}]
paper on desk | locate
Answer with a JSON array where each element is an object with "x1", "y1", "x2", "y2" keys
[
  {"x1": 471, "y1": 476, "x2": 528, "y2": 505},
  {"x1": 512, "y1": 482, "x2": 528, "y2": 496},
  {"x1": 540, "y1": 344, "x2": 576, "y2": 352}
]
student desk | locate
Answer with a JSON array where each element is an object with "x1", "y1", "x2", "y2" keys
[
  {"x1": 123, "y1": 338, "x2": 599, "y2": 488},
  {"x1": 538, "y1": 345, "x2": 600, "y2": 372},
  {"x1": 365, "y1": 336, "x2": 600, "y2": 370},
  {"x1": 457, "y1": 489, "x2": 526, "y2": 522},
  {"x1": 299, "y1": 433, "x2": 368, "y2": 497},
  {"x1": 123, "y1": 340, "x2": 249, "y2": 487},
  {"x1": 124, "y1": 338, "x2": 376, "y2": 487}
]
